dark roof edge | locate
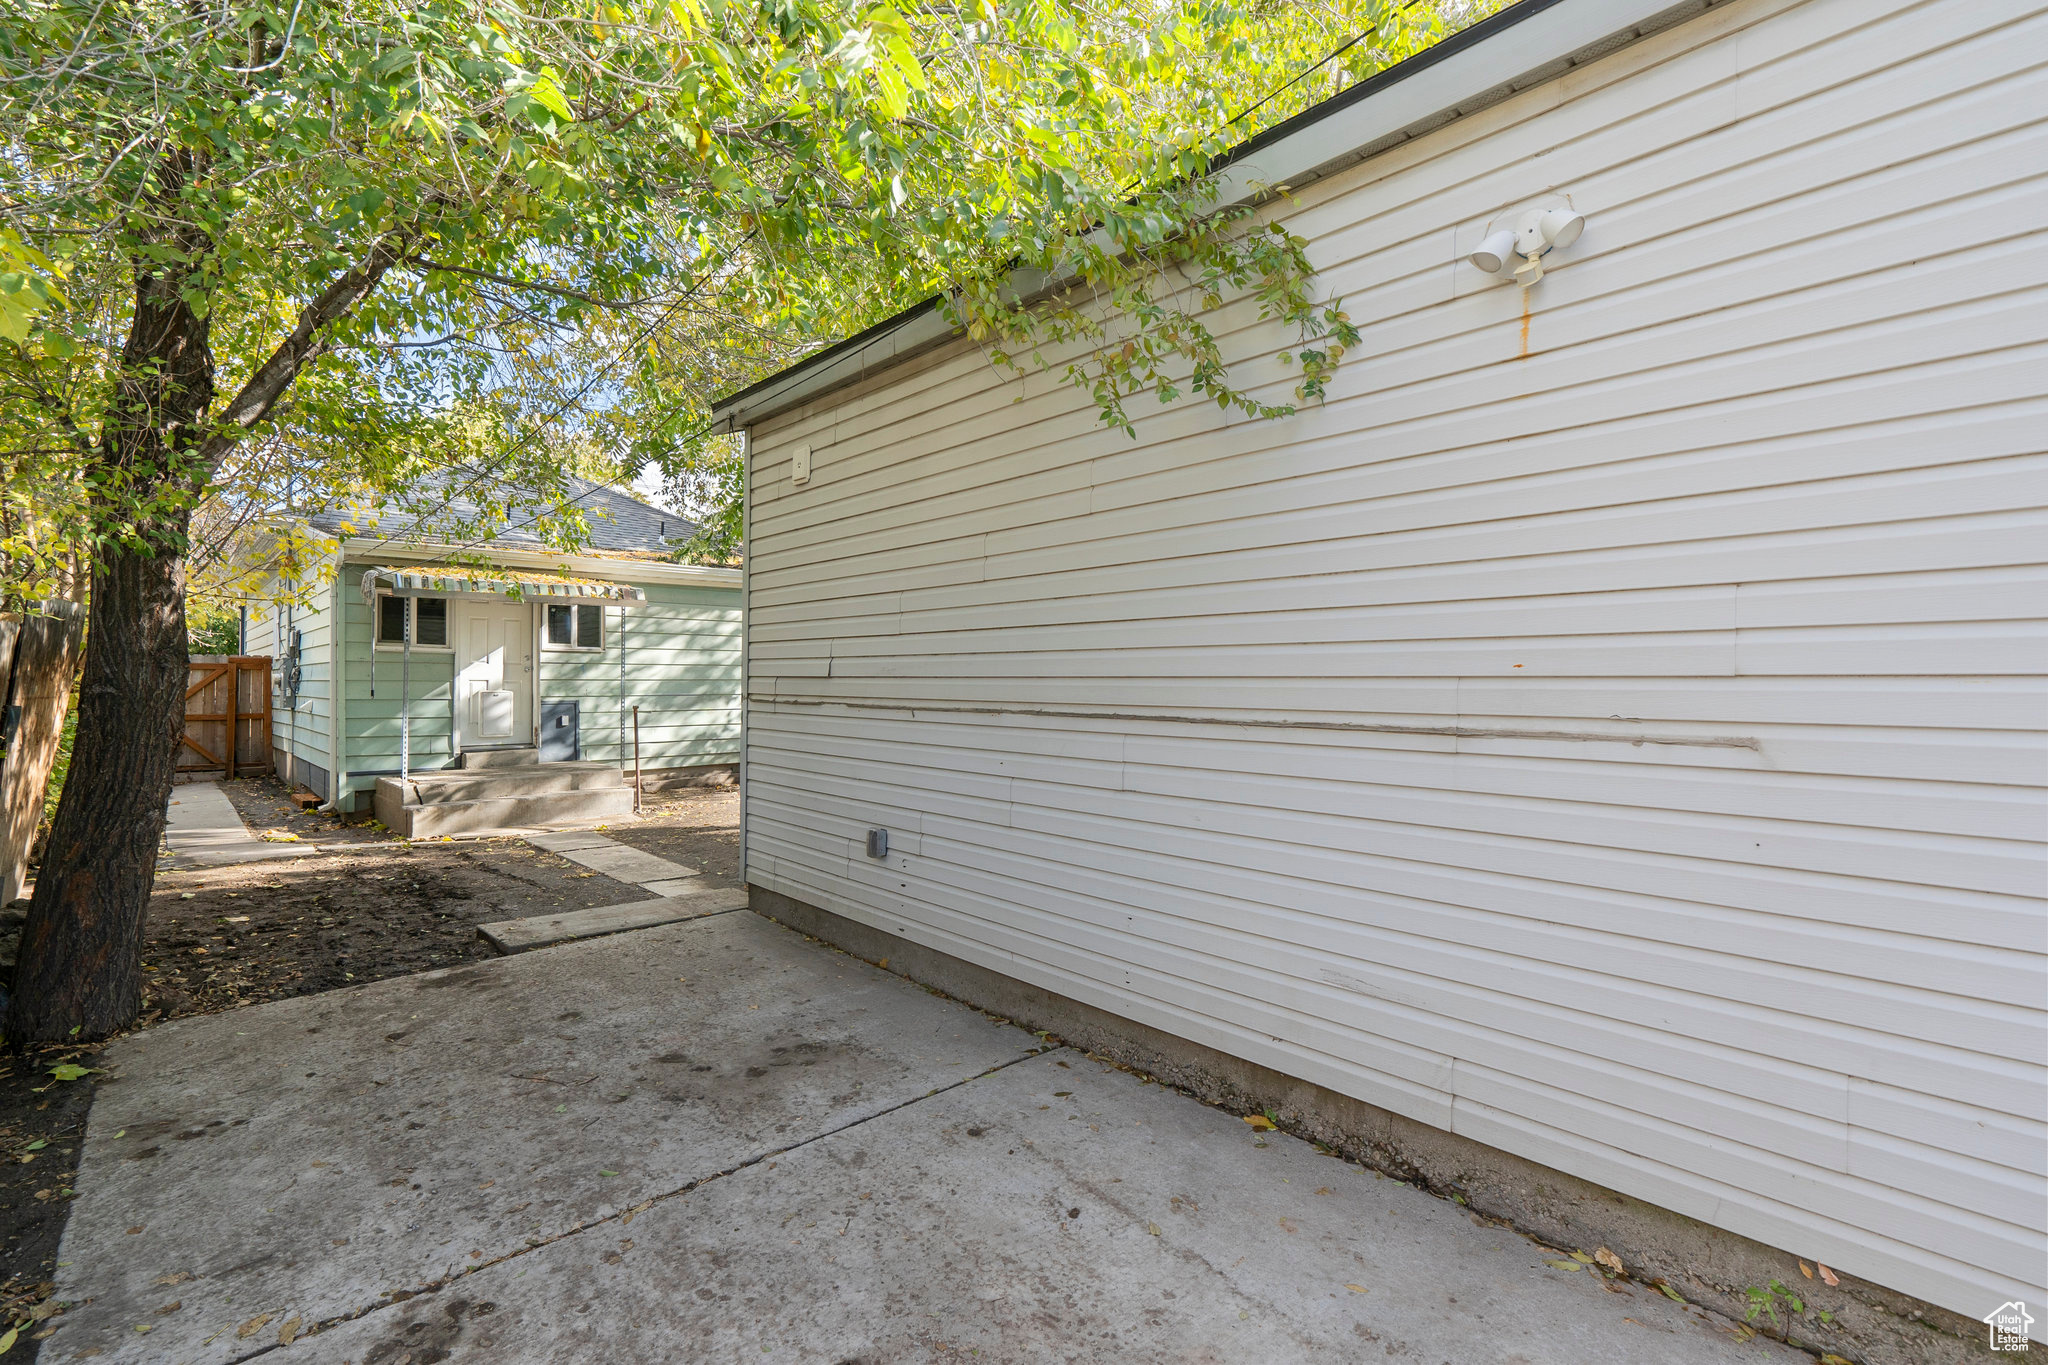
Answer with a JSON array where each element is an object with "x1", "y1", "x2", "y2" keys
[{"x1": 710, "y1": 0, "x2": 1714, "y2": 434}]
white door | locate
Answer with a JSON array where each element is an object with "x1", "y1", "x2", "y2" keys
[{"x1": 453, "y1": 600, "x2": 534, "y2": 751}]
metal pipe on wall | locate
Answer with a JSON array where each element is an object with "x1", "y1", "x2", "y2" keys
[
  {"x1": 399, "y1": 602, "x2": 411, "y2": 783},
  {"x1": 618, "y1": 603, "x2": 627, "y2": 774}
]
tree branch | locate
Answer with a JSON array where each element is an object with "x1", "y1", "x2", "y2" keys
[
  {"x1": 403, "y1": 255, "x2": 655, "y2": 309},
  {"x1": 196, "y1": 232, "x2": 411, "y2": 467}
]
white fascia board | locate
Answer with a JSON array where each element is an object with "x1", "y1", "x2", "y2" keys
[
  {"x1": 1202, "y1": 0, "x2": 1708, "y2": 206},
  {"x1": 339, "y1": 536, "x2": 742, "y2": 589},
  {"x1": 710, "y1": 0, "x2": 1708, "y2": 434}
]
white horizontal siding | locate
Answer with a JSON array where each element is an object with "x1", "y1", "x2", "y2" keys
[{"x1": 740, "y1": 0, "x2": 2048, "y2": 1332}]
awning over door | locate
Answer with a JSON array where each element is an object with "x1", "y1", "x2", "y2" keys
[{"x1": 359, "y1": 565, "x2": 648, "y2": 605}]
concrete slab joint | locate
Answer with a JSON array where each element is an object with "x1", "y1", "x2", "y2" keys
[
  {"x1": 45, "y1": 910, "x2": 1829, "y2": 1365},
  {"x1": 744, "y1": 885, "x2": 2001, "y2": 1365}
]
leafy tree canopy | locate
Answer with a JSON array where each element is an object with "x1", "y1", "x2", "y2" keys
[{"x1": 1, "y1": 0, "x2": 1493, "y2": 588}]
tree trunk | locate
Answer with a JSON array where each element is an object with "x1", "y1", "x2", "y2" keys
[
  {"x1": 5, "y1": 546, "x2": 190, "y2": 1041},
  {"x1": 4, "y1": 150, "x2": 213, "y2": 1044}
]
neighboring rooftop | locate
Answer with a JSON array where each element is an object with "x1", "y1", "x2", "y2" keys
[{"x1": 309, "y1": 467, "x2": 694, "y2": 558}]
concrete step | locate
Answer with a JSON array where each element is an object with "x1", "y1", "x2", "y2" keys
[
  {"x1": 459, "y1": 747, "x2": 539, "y2": 769},
  {"x1": 478, "y1": 888, "x2": 748, "y2": 954},
  {"x1": 400, "y1": 764, "x2": 624, "y2": 804},
  {"x1": 375, "y1": 783, "x2": 636, "y2": 838}
]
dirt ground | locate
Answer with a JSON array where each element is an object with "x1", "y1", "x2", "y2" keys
[{"x1": 0, "y1": 774, "x2": 739, "y2": 1355}]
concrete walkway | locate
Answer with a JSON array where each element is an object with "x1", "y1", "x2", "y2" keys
[
  {"x1": 525, "y1": 828, "x2": 706, "y2": 897},
  {"x1": 51, "y1": 913, "x2": 1804, "y2": 1364},
  {"x1": 161, "y1": 782, "x2": 319, "y2": 869}
]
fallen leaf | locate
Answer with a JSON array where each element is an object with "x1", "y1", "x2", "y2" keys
[
  {"x1": 259, "y1": 830, "x2": 300, "y2": 842},
  {"x1": 1655, "y1": 1281, "x2": 1686, "y2": 1303},
  {"x1": 598, "y1": 1170, "x2": 619, "y2": 1178},
  {"x1": 47, "y1": 1063, "x2": 94, "y2": 1083},
  {"x1": 225, "y1": 915, "x2": 250, "y2": 924},
  {"x1": 1345, "y1": 1284, "x2": 1369, "y2": 1294},
  {"x1": 153, "y1": 1272, "x2": 193, "y2": 1287},
  {"x1": 1820, "y1": 1356, "x2": 1856, "y2": 1365},
  {"x1": 1147, "y1": 1223, "x2": 1161, "y2": 1236},
  {"x1": 1544, "y1": 1259, "x2": 1583, "y2": 1272},
  {"x1": 0, "y1": 1326, "x2": 14, "y2": 1353},
  {"x1": 277, "y1": 1316, "x2": 302, "y2": 1345},
  {"x1": 236, "y1": 1313, "x2": 273, "y2": 1339},
  {"x1": 1242, "y1": 1114, "x2": 1277, "y2": 1132},
  {"x1": 1817, "y1": 1262, "x2": 1839, "y2": 1287},
  {"x1": 156, "y1": 1302, "x2": 181, "y2": 1315},
  {"x1": 1798, "y1": 1260, "x2": 1814, "y2": 1279},
  {"x1": 1568, "y1": 1250, "x2": 1593, "y2": 1264},
  {"x1": 1594, "y1": 1246, "x2": 1624, "y2": 1275}
]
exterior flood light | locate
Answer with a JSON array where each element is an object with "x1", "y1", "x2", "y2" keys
[
  {"x1": 1469, "y1": 205, "x2": 1586, "y2": 286},
  {"x1": 1469, "y1": 230, "x2": 1518, "y2": 276},
  {"x1": 1539, "y1": 207, "x2": 1584, "y2": 249}
]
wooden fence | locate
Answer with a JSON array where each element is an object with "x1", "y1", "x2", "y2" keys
[
  {"x1": 0, "y1": 600, "x2": 85, "y2": 905},
  {"x1": 180, "y1": 656, "x2": 272, "y2": 778}
]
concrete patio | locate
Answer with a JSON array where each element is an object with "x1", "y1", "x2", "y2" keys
[{"x1": 51, "y1": 910, "x2": 1805, "y2": 1363}]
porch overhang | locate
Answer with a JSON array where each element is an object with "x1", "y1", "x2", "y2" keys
[{"x1": 358, "y1": 565, "x2": 648, "y2": 605}]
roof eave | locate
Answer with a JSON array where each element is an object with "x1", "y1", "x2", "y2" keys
[
  {"x1": 709, "y1": 0, "x2": 1713, "y2": 434},
  {"x1": 338, "y1": 535, "x2": 742, "y2": 588}
]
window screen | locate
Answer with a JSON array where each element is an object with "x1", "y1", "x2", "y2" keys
[
  {"x1": 414, "y1": 597, "x2": 448, "y2": 647},
  {"x1": 546, "y1": 602, "x2": 603, "y2": 649},
  {"x1": 378, "y1": 594, "x2": 449, "y2": 646}
]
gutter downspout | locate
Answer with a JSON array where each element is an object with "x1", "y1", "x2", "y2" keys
[{"x1": 738, "y1": 429, "x2": 751, "y2": 886}]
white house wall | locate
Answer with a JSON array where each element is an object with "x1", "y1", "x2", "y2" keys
[{"x1": 739, "y1": 0, "x2": 2048, "y2": 1330}]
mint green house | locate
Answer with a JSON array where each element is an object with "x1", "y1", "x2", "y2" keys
[{"x1": 244, "y1": 476, "x2": 740, "y2": 828}]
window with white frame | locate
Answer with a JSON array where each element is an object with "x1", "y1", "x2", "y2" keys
[
  {"x1": 544, "y1": 602, "x2": 604, "y2": 652},
  {"x1": 375, "y1": 593, "x2": 450, "y2": 648}
]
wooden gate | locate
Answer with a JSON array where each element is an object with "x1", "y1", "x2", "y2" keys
[{"x1": 180, "y1": 655, "x2": 272, "y2": 777}]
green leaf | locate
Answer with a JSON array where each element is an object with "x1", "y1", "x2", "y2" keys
[
  {"x1": 47, "y1": 1063, "x2": 93, "y2": 1083},
  {"x1": 528, "y1": 68, "x2": 573, "y2": 123}
]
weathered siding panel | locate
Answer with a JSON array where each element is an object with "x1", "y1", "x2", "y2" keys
[{"x1": 740, "y1": 0, "x2": 2048, "y2": 1329}]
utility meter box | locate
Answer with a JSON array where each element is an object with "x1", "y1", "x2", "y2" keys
[{"x1": 539, "y1": 699, "x2": 580, "y2": 762}]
